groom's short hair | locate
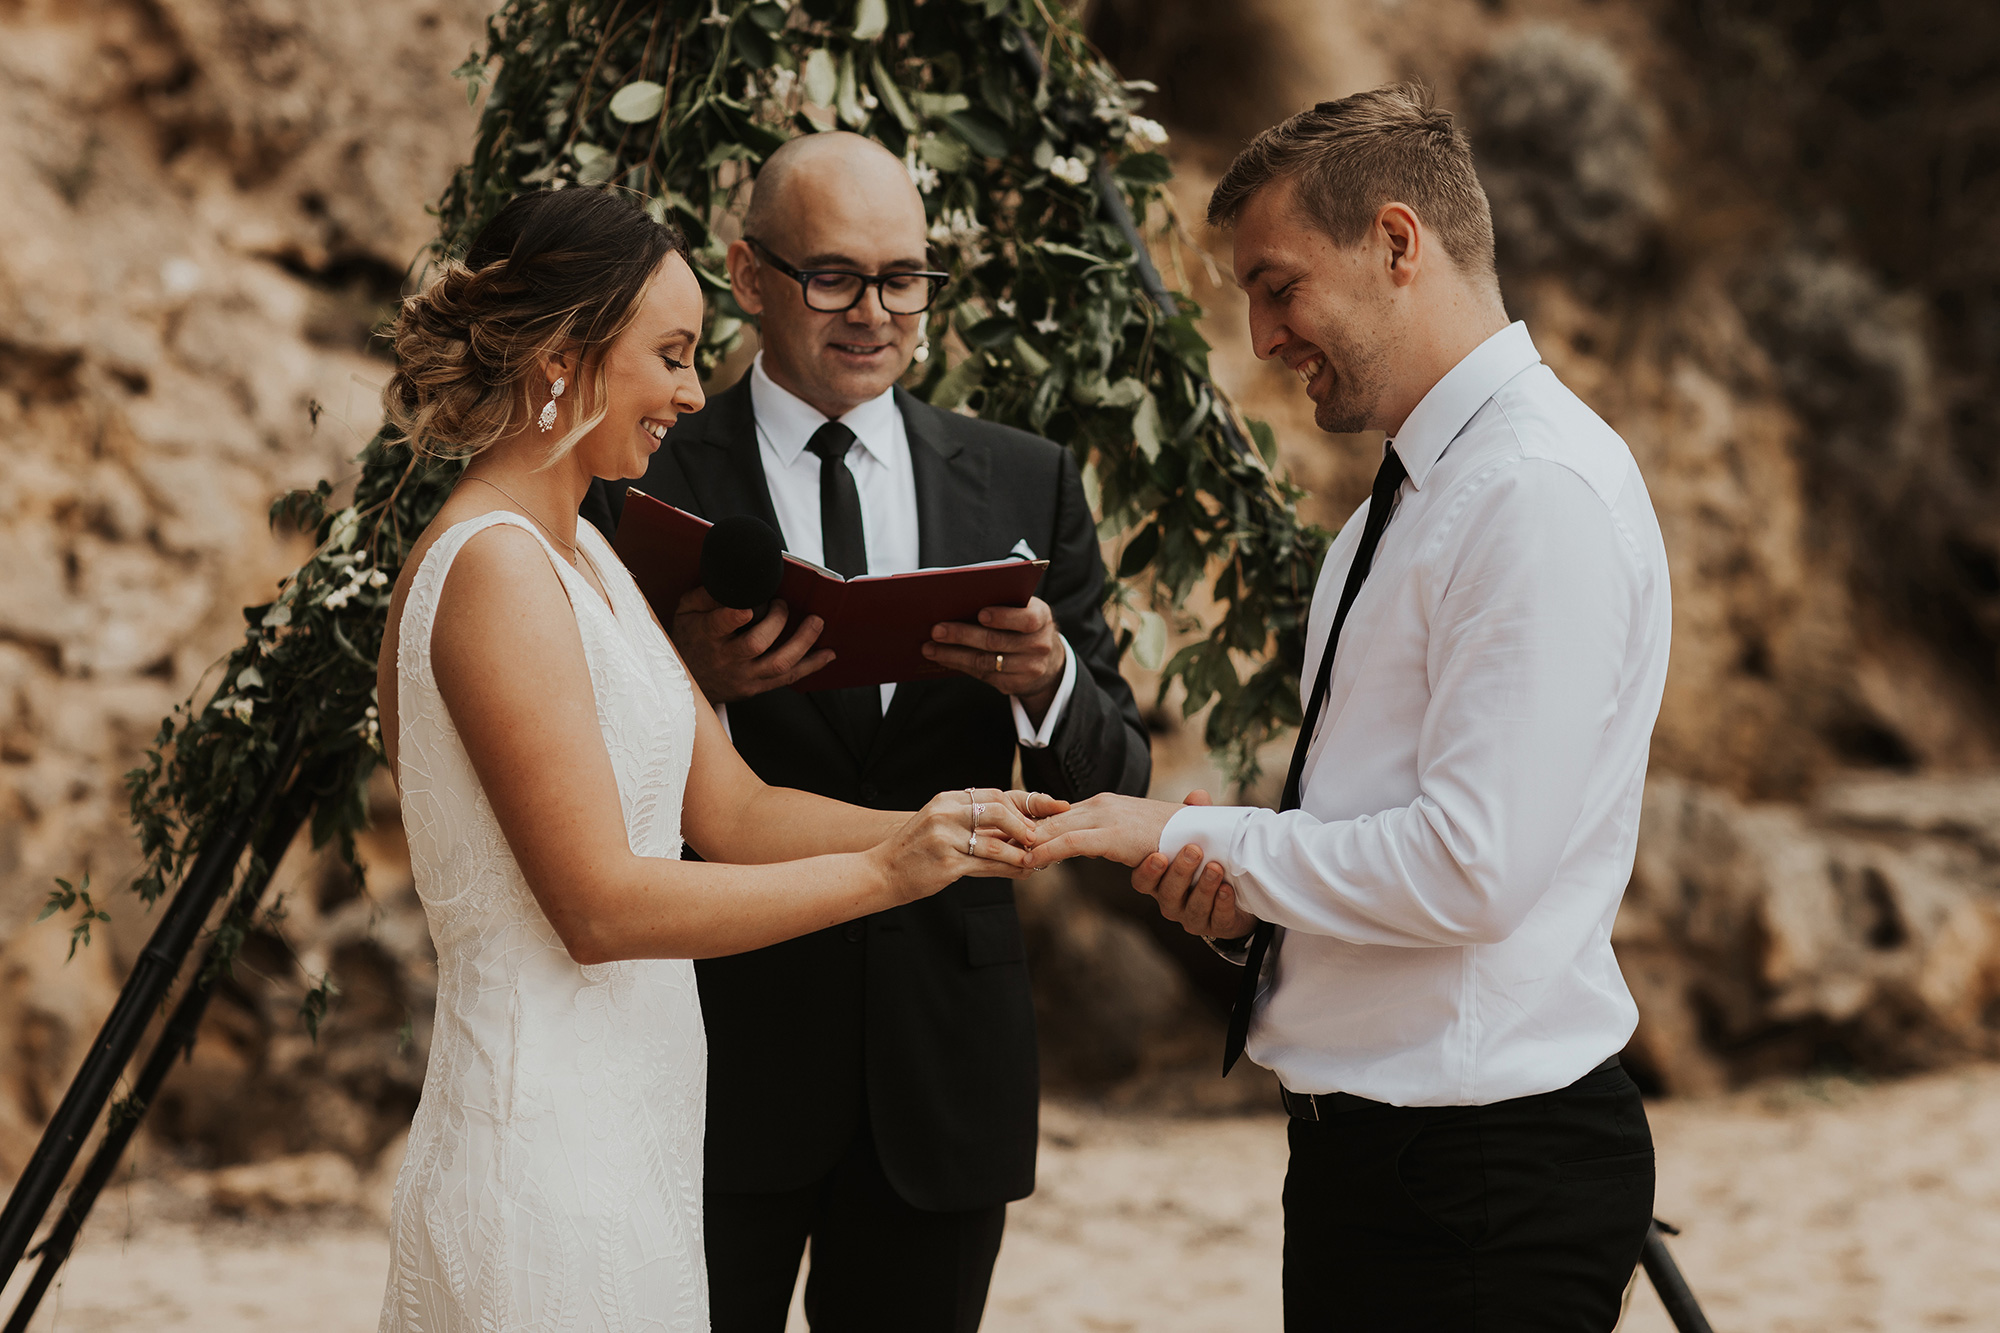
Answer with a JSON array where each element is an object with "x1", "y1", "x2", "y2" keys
[{"x1": 1209, "y1": 83, "x2": 1497, "y2": 282}]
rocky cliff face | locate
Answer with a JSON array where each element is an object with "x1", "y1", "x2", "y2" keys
[
  {"x1": 0, "y1": 0, "x2": 1996, "y2": 1187},
  {"x1": 0, "y1": 0, "x2": 486, "y2": 1174}
]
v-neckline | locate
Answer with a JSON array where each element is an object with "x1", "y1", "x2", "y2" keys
[{"x1": 565, "y1": 523, "x2": 622, "y2": 627}]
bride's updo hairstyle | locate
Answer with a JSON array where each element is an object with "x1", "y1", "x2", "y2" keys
[{"x1": 385, "y1": 187, "x2": 690, "y2": 462}]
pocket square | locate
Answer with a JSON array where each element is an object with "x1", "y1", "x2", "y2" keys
[{"x1": 1010, "y1": 538, "x2": 1037, "y2": 560}]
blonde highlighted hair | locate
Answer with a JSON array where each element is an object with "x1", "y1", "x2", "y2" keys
[{"x1": 384, "y1": 188, "x2": 690, "y2": 464}]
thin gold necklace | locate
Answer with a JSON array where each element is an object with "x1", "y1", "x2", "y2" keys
[{"x1": 463, "y1": 475, "x2": 582, "y2": 567}]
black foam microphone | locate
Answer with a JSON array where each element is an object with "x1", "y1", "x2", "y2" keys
[{"x1": 700, "y1": 514, "x2": 785, "y2": 611}]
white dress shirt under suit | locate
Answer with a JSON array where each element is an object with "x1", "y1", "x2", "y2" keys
[
  {"x1": 1162, "y1": 322, "x2": 1672, "y2": 1108},
  {"x1": 747, "y1": 354, "x2": 1077, "y2": 740}
]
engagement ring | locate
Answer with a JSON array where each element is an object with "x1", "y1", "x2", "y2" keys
[{"x1": 995, "y1": 653, "x2": 1005, "y2": 674}]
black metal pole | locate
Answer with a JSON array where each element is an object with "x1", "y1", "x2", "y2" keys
[
  {"x1": 1641, "y1": 1219, "x2": 1715, "y2": 1333},
  {"x1": 1, "y1": 770, "x2": 316, "y2": 1333},
  {"x1": 0, "y1": 715, "x2": 302, "y2": 1281}
]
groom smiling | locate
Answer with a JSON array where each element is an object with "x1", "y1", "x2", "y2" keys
[{"x1": 1032, "y1": 84, "x2": 1672, "y2": 1330}]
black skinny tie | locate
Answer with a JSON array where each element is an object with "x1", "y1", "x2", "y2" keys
[
  {"x1": 1223, "y1": 445, "x2": 1409, "y2": 1075},
  {"x1": 805, "y1": 422, "x2": 883, "y2": 754}
]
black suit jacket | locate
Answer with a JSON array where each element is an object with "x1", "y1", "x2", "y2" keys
[{"x1": 583, "y1": 378, "x2": 1150, "y2": 1212}]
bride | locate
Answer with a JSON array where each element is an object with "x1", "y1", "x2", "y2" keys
[{"x1": 371, "y1": 187, "x2": 1052, "y2": 1332}]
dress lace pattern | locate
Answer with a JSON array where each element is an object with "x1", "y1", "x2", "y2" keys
[{"x1": 379, "y1": 512, "x2": 706, "y2": 1332}]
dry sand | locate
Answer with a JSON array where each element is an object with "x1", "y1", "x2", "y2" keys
[{"x1": 9, "y1": 1064, "x2": 2000, "y2": 1331}]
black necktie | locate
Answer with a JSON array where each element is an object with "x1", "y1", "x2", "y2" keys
[
  {"x1": 1223, "y1": 445, "x2": 1409, "y2": 1075},
  {"x1": 804, "y1": 421, "x2": 883, "y2": 755}
]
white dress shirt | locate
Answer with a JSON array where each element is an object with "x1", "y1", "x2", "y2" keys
[
  {"x1": 747, "y1": 354, "x2": 1076, "y2": 739},
  {"x1": 1162, "y1": 323, "x2": 1672, "y2": 1107}
]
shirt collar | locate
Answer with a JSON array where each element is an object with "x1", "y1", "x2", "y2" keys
[
  {"x1": 1389, "y1": 321, "x2": 1541, "y2": 490},
  {"x1": 749, "y1": 352, "x2": 901, "y2": 469}
]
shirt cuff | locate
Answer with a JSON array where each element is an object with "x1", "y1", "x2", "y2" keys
[
  {"x1": 1160, "y1": 802, "x2": 1255, "y2": 864},
  {"x1": 1011, "y1": 635, "x2": 1077, "y2": 749}
]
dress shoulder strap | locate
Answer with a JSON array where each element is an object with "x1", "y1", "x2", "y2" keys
[{"x1": 397, "y1": 511, "x2": 575, "y2": 691}]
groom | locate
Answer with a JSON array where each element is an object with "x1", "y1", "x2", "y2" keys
[
  {"x1": 583, "y1": 132, "x2": 1149, "y2": 1331},
  {"x1": 1030, "y1": 84, "x2": 1672, "y2": 1329}
]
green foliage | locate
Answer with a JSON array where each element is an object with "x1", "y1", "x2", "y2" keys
[
  {"x1": 38, "y1": 875, "x2": 109, "y2": 961},
  {"x1": 112, "y1": 0, "x2": 1327, "y2": 973}
]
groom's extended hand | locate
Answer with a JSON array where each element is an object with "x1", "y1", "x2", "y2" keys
[
  {"x1": 1129, "y1": 791, "x2": 1260, "y2": 940},
  {"x1": 1027, "y1": 792, "x2": 1185, "y2": 868}
]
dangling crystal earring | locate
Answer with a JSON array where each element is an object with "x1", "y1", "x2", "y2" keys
[{"x1": 538, "y1": 376, "x2": 566, "y2": 432}]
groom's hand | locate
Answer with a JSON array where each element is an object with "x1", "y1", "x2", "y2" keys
[
  {"x1": 1027, "y1": 793, "x2": 1182, "y2": 868},
  {"x1": 1130, "y1": 792, "x2": 1259, "y2": 939},
  {"x1": 671, "y1": 588, "x2": 834, "y2": 704}
]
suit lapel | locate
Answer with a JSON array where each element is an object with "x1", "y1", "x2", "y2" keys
[
  {"x1": 672, "y1": 379, "x2": 784, "y2": 538},
  {"x1": 874, "y1": 391, "x2": 993, "y2": 753}
]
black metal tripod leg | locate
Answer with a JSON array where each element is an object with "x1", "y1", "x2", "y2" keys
[{"x1": 1641, "y1": 1219, "x2": 1716, "y2": 1333}]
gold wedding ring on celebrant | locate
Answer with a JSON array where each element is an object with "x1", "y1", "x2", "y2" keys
[{"x1": 995, "y1": 653, "x2": 1005, "y2": 674}]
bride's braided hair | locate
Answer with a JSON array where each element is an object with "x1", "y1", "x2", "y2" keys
[{"x1": 386, "y1": 188, "x2": 690, "y2": 462}]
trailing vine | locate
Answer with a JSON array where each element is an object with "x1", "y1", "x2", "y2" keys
[{"x1": 102, "y1": 0, "x2": 1327, "y2": 1007}]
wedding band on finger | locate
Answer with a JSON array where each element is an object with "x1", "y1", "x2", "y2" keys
[
  {"x1": 971, "y1": 801, "x2": 985, "y2": 829},
  {"x1": 995, "y1": 653, "x2": 1005, "y2": 675},
  {"x1": 967, "y1": 830, "x2": 978, "y2": 855}
]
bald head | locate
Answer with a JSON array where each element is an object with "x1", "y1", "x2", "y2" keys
[
  {"x1": 742, "y1": 131, "x2": 924, "y2": 251},
  {"x1": 728, "y1": 131, "x2": 934, "y2": 418}
]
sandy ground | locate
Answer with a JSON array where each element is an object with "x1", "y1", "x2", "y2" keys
[{"x1": 9, "y1": 1065, "x2": 2000, "y2": 1331}]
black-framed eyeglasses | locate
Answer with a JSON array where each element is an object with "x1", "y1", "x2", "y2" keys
[{"x1": 744, "y1": 237, "x2": 948, "y2": 315}]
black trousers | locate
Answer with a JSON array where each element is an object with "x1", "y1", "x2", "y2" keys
[
  {"x1": 1282, "y1": 1062, "x2": 1654, "y2": 1332},
  {"x1": 705, "y1": 1125, "x2": 1007, "y2": 1333}
]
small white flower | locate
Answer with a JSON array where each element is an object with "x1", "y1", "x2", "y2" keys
[
  {"x1": 905, "y1": 155, "x2": 940, "y2": 194},
  {"x1": 860, "y1": 88, "x2": 878, "y2": 110},
  {"x1": 1093, "y1": 97, "x2": 1125, "y2": 124},
  {"x1": 323, "y1": 586, "x2": 355, "y2": 610},
  {"x1": 1128, "y1": 116, "x2": 1168, "y2": 147},
  {"x1": 768, "y1": 67, "x2": 798, "y2": 101},
  {"x1": 1033, "y1": 304, "x2": 1061, "y2": 335},
  {"x1": 996, "y1": 298, "x2": 1017, "y2": 317},
  {"x1": 1049, "y1": 155, "x2": 1090, "y2": 186},
  {"x1": 367, "y1": 569, "x2": 389, "y2": 588}
]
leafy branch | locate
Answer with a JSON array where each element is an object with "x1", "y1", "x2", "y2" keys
[{"x1": 104, "y1": 1, "x2": 1327, "y2": 1002}]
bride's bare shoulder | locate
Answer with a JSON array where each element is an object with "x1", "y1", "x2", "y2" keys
[{"x1": 376, "y1": 503, "x2": 572, "y2": 771}]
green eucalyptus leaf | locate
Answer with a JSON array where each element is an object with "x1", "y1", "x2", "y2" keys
[
  {"x1": 918, "y1": 134, "x2": 969, "y2": 174},
  {"x1": 852, "y1": 0, "x2": 889, "y2": 41},
  {"x1": 1132, "y1": 391, "x2": 1165, "y2": 463},
  {"x1": 1115, "y1": 151, "x2": 1173, "y2": 184},
  {"x1": 1249, "y1": 418, "x2": 1280, "y2": 468},
  {"x1": 1011, "y1": 336, "x2": 1051, "y2": 379},
  {"x1": 732, "y1": 20, "x2": 775, "y2": 69},
  {"x1": 963, "y1": 316, "x2": 1019, "y2": 350},
  {"x1": 1133, "y1": 610, "x2": 1168, "y2": 671},
  {"x1": 930, "y1": 354, "x2": 985, "y2": 411},
  {"x1": 870, "y1": 56, "x2": 917, "y2": 130},
  {"x1": 803, "y1": 48, "x2": 839, "y2": 109},
  {"x1": 609, "y1": 80, "x2": 665, "y2": 123},
  {"x1": 1118, "y1": 522, "x2": 1161, "y2": 577},
  {"x1": 911, "y1": 90, "x2": 972, "y2": 118},
  {"x1": 836, "y1": 50, "x2": 866, "y2": 127},
  {"x1": 944, "y1": 109, "x2": 1009, "y2": 160}
]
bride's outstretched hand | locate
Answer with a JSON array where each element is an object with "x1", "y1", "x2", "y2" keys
[{"x1": 873, "y1": 789, "x2": 1069, "y2": 898}]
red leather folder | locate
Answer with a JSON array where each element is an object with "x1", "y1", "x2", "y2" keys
[{"x1": 611, "y1": 489, "x2": 1048, "y2": 692}]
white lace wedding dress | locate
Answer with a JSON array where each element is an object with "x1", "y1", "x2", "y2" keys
[{"x1": 379, "y1": 511, "x2": 707, "y2": 1332}]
